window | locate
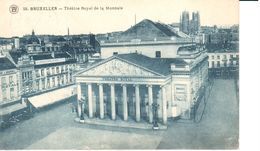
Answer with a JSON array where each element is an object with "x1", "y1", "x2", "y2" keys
[
  {"x1": 47, "y1": 78, "x2": 50, "y2": 88},
  {"x1": 61, "y1": 66, "x2": 64, "y2": 73},
  {"x1": 211, "y1": 56, "x2": 214, "y2": 59},
  {"x1": 230, "y1": 61, "x2": 234, "y2": 66},
  {"x1": 52, "y1": 67, "x2": 55, "y2": 74},
  {"x1": 224, "y1": 62, "x2": 227, "y2": 67},
  {"x1": 217, "y1": 55, "x2": 220, "y2": 59},
  {"x1": 230, "y1": 54, "x2": 233, "y2": 58},
  {"x1": 47, "y1": 68, "x2": 50, "y2": 75},
  {"x1": 1, "y1": 77, "x2": 6, "y2": 88},
  {"x1": 41, "y1": 69, "x2": 44, "y2": 76},
  {"x1": 52, "y1": 77, "x2": 55, "y2": 87},
  {"x1": 41, "y1": 79, "x2": 45, "y2": 89},
  {"x1": 9, "y1": 76, "x2": 13, "y2": 83},
  {"x1": 155, "y1": 51, "x2": 161, "y2": 58},
  {"x1": 217, "y1": 61, "x2": 220, "y2": 67},
  {"x1": 28, "y1": 71, "x2": 32, "y2": 79},
  {"x1": 57, "y1": 76, "x2": 60, "y2": 86},
  {"x1": 174, "y1": 85, "x2": 187, "y2": 101},
  {"x1": 10, "y1": 88, "x2": 14, "y2": 99},
  {"x1": 22, "y1": 72, "x2": 25, "y2": 80},
  {"x1": 61, "y1": 76, "x2": 64, "y2": 85},
  {"x1": 2, "y1": 88, "x2": 7, "y2": 100},
  {"x1": 65, "y1": 74, "x2": 68, "y2": 83},
  {"x1": 36, "y1": 70, "x2": 40, "y2": 77},
  {"x1": 56, "y1": 67, "x2": 59, "y2": 74},
  {"x1": 70, "y1": 73, "x2": 73, "y2": 82},
  {"x1": 36, "y1": 80, "x2": 40, "y2": 90},
  {"x1": 113, "y1": 52, "x2": 118, "y2": 55},
  {"x1": 212, "y1": 61, "x2": 215, "y2": 68}
]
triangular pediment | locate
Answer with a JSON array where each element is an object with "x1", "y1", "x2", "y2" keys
[{"x1": 78, "y1": 57, "x2": 162, "y2": 77}]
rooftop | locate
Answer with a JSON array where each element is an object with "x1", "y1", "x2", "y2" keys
[
  {"x1": 0, "y1": 57, "x2": 16, "y2": 71},
  {"x1": 115, "y1": 53, "x2": 187, "y2": 76}
]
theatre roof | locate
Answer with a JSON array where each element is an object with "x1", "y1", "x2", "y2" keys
[{"x1": 116, "y1": 53, "x2": 187, "y2": 76}]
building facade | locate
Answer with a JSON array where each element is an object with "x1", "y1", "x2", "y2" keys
[
  {"x1": 8, "y1": 51, "x2": 77, "y2": 97},
  {"x1": 75, "y1": 46, "x2": 208, "y2": 126},
  {"x1": 207, "y1": 52, "x2": 239, "y2": 68},
  {"x1": 0, "y1": 57, "x2": 20, "y2": 103},
  {"x1": 33, "y1": 54, "x2": 76, "y2": 93},
  {"x1": 207, "y1": 52, "x2": 239, "y2": 78}
]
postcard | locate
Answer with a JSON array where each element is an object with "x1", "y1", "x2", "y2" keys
[{"x1": 0, "y1": 0, "x2": 239, "y2": 149}]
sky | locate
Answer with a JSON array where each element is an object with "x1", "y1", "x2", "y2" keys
[{"x1": 0, "y1": 0, "x2": 239, "y2": 37}]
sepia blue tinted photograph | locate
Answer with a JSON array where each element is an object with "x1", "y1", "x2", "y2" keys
[{"x1": 0, "y1": 0, "x2": 239, "y2": 149}]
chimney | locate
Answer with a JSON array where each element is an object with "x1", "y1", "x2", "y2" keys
[
  {"x1": 89, "y1": 34, "x2": 96, "y2": 48},
  {"x1": 14, "y1": 37, "x2": 20, "y2": 49}
]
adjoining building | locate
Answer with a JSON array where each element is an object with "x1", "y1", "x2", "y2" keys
[
  {"x1": 0, "y1": 57, "x2": 20, "y2": 103},
  {"x1": 0, "y1": 56, "x2": 27, "y2": 124},
  {"x1": 74, "y1": 45, "x2": 208, "y2": 126},
  {"x1": 8, "y1": 51, "x2": 77, "y2": 97},
  {"x1": 207, "y1": 51, "x2": 239, "y2": 78}
]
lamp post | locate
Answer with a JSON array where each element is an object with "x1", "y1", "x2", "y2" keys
[
  {"x1": 152, "y1": 102, "x2": 159, "y2": 130},
  {"x1": 79, "y1": 99, "x2": 84, "y2": 120}
]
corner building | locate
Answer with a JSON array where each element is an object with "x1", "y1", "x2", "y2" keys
[{"x1": 75, "y1": 46, "x2": 208, "y2": 125}]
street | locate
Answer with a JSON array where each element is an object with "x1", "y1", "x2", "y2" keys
[{"x1": 0, "y1": 79, "x2": 239, "y2": 149}]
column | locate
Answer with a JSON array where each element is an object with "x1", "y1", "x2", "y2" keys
[
  {"x1": 99, "y1": 84, "x2": 104, "y2": 119},
  {"x1": 135, "y1": 85, "x2": 141, "y2": 122},
  {"x1": 88, "y1": 84, "x2": 93, "y2": 118},
  {"x1": 148, "y1": 85, "x2": 153, "y2": 123},
  {"x1": 161, "y1": 86, "x2": 167, "y2": 125},
  {"x1": 122, "y1": 84, "x2": 128, "y2": 121},
  {"x1": 110, "y1": 84, "x2": 116, "y2": 120},
  {"x1": 77, "y1": 83, "x2": 82, "y2": 117}
]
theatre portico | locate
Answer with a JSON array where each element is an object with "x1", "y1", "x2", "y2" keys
[{"x1": 74, "y1": 47, "x2": 208, "y2": 127}]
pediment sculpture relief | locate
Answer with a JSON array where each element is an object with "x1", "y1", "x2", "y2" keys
[{"x1": 82, "y1": 59, "x2": 157, "y2": 77}]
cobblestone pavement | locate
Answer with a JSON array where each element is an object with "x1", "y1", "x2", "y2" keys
[{"x1": 0, "y1": 79, "x2": 239, "y2": 149}]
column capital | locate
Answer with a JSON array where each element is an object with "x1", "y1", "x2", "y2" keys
[
  {"x1": 146, "y1": 84, "x2": 153, "y2": 88},
  {"x1": 133, "y1": 84, "x2": 139, "y2": 87},
  {"x1": 97, "y1": 83, "x2": 103, "y2": 86},
  {"x1": 160, "y1": 85, "x2": 166, "y2": 88},
  {"x1": 108, "y1": 83, "x2": 115, "y2": 86},
  {"x1": 121, "y1": 84, "x2": 127, "y2": 87}
]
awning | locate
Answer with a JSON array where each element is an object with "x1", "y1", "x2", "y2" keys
[
  {"x1": 0, "y1": 103, "x2": 27, "y2": 117},
  {"x1": 28, "y1": 85, "x2": 75, "y2": 108}
]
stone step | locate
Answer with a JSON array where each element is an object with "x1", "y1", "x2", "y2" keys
[{"x1": 74, "y1": 117, "x2": 167, "y2": 130}]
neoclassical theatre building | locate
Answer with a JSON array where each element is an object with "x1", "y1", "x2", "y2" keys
[{"x1": 75, "y1": 45, "x2": 208, "y2": 125}]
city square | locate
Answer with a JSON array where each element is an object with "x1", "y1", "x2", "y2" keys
[
  {"x1": 0, "y1": 0, "x2": 240, "y2": 149},
  {"x1": 0, "y1": 79, "x2": 238, "y2": 149}
]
